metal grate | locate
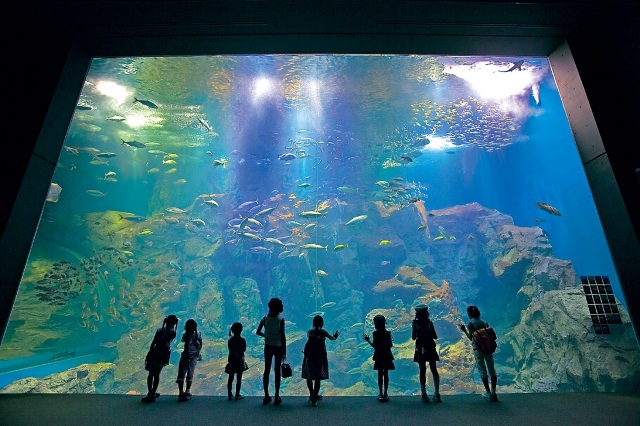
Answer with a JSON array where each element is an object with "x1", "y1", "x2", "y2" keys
[{"x1": 580, "y1": 275, "x2": 622, "y2": 335}]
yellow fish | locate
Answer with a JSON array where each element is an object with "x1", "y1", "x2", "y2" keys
[
  {"x1": 163, "y1": 159, "x2": 177, "y2": 165},
  {"x1": 139, "y1": 229, "x2": 153, "y2": 235},
  {"x1": 433, "y1": 235, "x2": 445, "y2": 241},
  {"x1": 379, "y1": 240, "x2": 392, "y2": 245},
  {"x1": 334, "y1": 244, "x2": 348, "y2": 251},
  {"x1": 418, "y1": 225, "x2": 427, "y2": 230},
  {"x1": 165, "y1": 168, "x2": 177, "y2": 174},
  {"x1": 316, "y1": 270, "x2": 328, "y2": 276}
]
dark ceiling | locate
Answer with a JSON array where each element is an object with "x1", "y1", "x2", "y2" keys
[{"x1": 11, "y1": 1, "x2": 637, "y2": 56}]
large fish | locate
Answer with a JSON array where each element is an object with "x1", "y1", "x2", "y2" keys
[
  {"x1": 301, "y1": 243, "x2": 328, "y2": 250},
  {"x1": 536, "y1": 201, "x2": 561, "y2": 216},
  {"x1": 121, "y1": 139, "x2": 147, "y2": 149},
  {"x1": 133, "y1": 97, "x2": 158, "y2": 108},
  {"x1": 300, "y1": 210, "x2": 326, "y2": 218},
  {"x1": 344, "y1": 215, "x2": 367, "y2": 226},
  {"x1": 278, "y1": 152, "x2": 296, "y2": 161},
  {"x1": 254, "y1": 206, "x2": 276, "y2": 217}
]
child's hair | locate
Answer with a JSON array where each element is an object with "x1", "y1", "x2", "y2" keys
[
  {"x1": 267, "y1": 297, "x2": 284, "y2": 316},
  {"x1": 185, "y1": 318, "x2": 198, "y2": 332},
  {"x1": 467, "y1": 305, "x2": 481, "y2": 319},
  {"x1": 415, "y1": 305, "x2": 429, "y2": 320},
  {"x1": 312, "y1": 315, "x2": 324, "y2": 329},
  {"x1": 229, "y1": 322, "x2": 243, "y2": 337},
  {"x1": 164, "y1": 314, "x2": 179, "y2": 328},
  {"x1": 373, "y1": 314, "x2": 386, "y2": 330}
]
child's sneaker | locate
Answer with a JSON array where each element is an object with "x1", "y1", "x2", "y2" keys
[
  {"x1": 141, "y1": 394, "x2": 155, "y2": 403},
  {"x1": 235, "y1": 395, "x2": 245, "y2": 400},
  {"x1": 490, "y1": 392, "x2": 498, "y2": 402},
  {"x1": 432, "y1": 393, "x2": 442, "y2": 403},
  {"x1": 482, "y1": 391, "x2": 491, "y2": 400},
  {"x1": 421, "y1": 393, "x2": 430, "y2": 403}
]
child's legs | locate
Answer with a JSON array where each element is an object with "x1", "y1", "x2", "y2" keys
[
  {"x1": 377, "y1": 370, "x2": 384, "y2": 393},
  {"x1": 306, "y1": 379, "x2": 314, "y2": 395},
  {"x1": 485, "y1": 354, "x2": 496, "y2": 378},
  {"x1": 263, "y1": 351, "x2": 273, "y2": 395},
  {"x1": 227, "y1": 373, "x2": 234, "y2": 394},
  {"x1": 185, "y1": 359, "x2": 197, "y2": 391},
  {"x1": 236, "y1": 371, "x2": 243, "y2": 395},
  {"x1": 176, "y1": 359, "x2": 187, "y2": 393},
  {"x1": 383, "y1": 369, "x2": 389, "y2": 394},
  {"x1": 273, "y1": 352, "x2": 283, "y2": 396},
  {"x1": 313, "y1": 380, "x2": 321, "y2": 399},
  {"x1": 428, "y1": 360, "x2": 439, "y2": 379},
  {"x1": 418, "y1": 362, "x2": 427, "y2": 385},
  {"x1": 473, "y1": 351, "x2": 490, "y2": 391},
  {"x1": 474, "y1": 351, "x2": 489, "y2": 379}
]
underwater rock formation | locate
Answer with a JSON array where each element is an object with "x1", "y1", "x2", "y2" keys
[
  {"x1": 3, "y1": 201, "x2": 638, "y2": 395},
  {"x1": 1, "y1": 363, "x2": 114, "y2": 394}
]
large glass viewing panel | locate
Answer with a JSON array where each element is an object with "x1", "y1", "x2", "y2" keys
[{"x1": 1, "y1": 55, "x2": 638, "y2": 395}]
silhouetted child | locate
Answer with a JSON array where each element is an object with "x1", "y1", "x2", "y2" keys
[
  {"x1": 256, "y1": 297, "x2": 286, "y2": 405},
  {"x1": 142, "y1": 314, "x2": 179, "y2": 403},
  {"x1": 301, "y1": 315, "x2": 339, "y2": 406},
  {"x1": 412, "y1": 304, "x2": 441, "y2": 402},
  {"x1": 225, "y1": 322, "x2": 248, "y2": 401},
  {"x1": 459, "y1": 305, "x2": 498, "y2": 402},
  {"x1": 364, "y1": 314, "x2": 395, "y2": 401},
  {"x1": 176, "y1": 318, "x2": 202, "y2": 402}
]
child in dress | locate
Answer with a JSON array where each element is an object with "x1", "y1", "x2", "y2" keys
[
  {"x1": 176, "y1": 318, "x2": 202, "y2": 402},
  {"x1": 301, "y1": 315, "x2": 339, "y2": 406},
  {"x1": 226, "y1": 322, "x2": 248, "y2": 400},
  {"x1": 364, "y1": 314, "x2": 395, "y2": 401},
  {"x1": 412, "y1": 304, "x2": 441, "y2": 402}
]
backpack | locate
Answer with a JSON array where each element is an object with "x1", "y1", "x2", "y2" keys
[
  {"x1": 473, "y1": 327, "x2": 497, "y2": 355},
  {"x1": 303, "y1": 330, "x2": 325, "y2": 358}
]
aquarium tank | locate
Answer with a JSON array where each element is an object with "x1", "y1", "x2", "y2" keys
[{"x1": 1, "y1": 55, "x2": 638, "y2": 396}]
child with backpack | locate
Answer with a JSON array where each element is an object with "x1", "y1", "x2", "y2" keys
[
  {"x1": 301, "y1": 315, "x2": 339, "y2": 406},
  {"x1": 176, "y1": 318, "x2": 203, "y2": 402},
  {"x1": 412, "y1": 304, "x2": 441, "y2": 403},
  {"x1": 459, "y1": 305, "x2": 498, "y2": 402},
  {"x1": 364, "y1": 314, "x2": 395, "y2": 402},
  {"x1": 225, "y1": 322, "x2": 248, "y2": 401}
]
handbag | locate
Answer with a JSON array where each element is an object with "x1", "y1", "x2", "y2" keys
[{"x1": 280, "y1": 361, "x2": 292, "y2": 378}]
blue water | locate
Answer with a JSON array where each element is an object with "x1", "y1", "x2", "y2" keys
[{"x1": 0, "y1": 55, "x2": 630, "y2": 395}]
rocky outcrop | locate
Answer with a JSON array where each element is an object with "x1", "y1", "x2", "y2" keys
[
  {"x1": 500, "y1": 289, "x2": 640, "y2": 392},
  {"x1": 1, "y1": 363, "x2": 114, "y2": 394}
]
